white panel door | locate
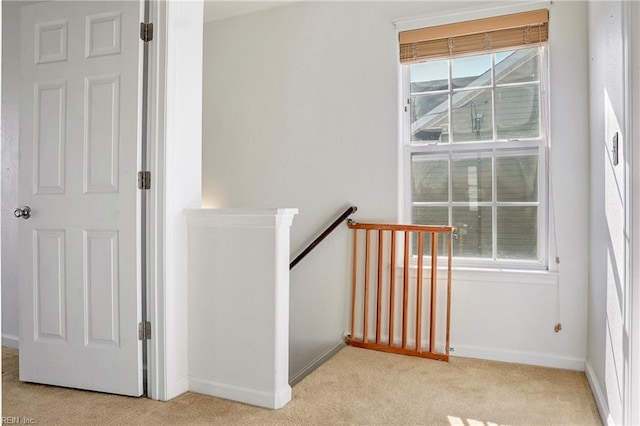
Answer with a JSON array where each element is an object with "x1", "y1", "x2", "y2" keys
[{"x1": 18, "y1": 1, "x2": 143, "y2": 396}]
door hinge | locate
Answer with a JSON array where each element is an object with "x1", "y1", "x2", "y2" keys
[
  {"x1": 138, "y1": 321, "x2": 151, "y2": 340},
  {"x1": 140, "y1": 22, "x2": 153, "y2": 42},
  {"x1": 138, "y1": 171, "x2": 151, "y2": 190}
]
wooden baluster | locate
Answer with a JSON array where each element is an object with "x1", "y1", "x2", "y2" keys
[
  {"x1": 402, "y1": 231, "x2": 409, "y2": 349},
  {"x1": 376, "y1": 230, "x2": 383, "y2": 344},
  {"x1": 430, "y1": 232, "x2": 438, "y2": 354},
  {"x1": 350, "y1": 229, "x2": 358, "y2": 341},
  {"x1": 416, "y1": 232, "x2": 424, "y2": 352},
  {"x1": 389, "y1": 231, "x2": 396, "y2": 347},
  {"x1": 446, "y1": 231, "x2": 452, "y2": 357},
  {"x1": 363, "y1": 230, "x2": 371, "y2": 343}
]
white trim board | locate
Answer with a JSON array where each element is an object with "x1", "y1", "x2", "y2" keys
[
  {"x1": 145, "y1": 0, "x2": 167, "y2": 401},
  {"x1": 2, "y1": 334, "x2": 19, "y2": 349},
  {"x1": 393, "y1": 1, "x2": 552, "y2": 32},
  {"x1": 289, "y1": 341, "x2": 346, "y2": 386},
  {"x1": 585, "y1": 361, "x2": 612, "y2": 426},
  {"x1": 189, "y1": 376, "x2": 291, "y2": 410},
  {"x1": 452, "y1": 345, "x2": 585, "y2": 371}
]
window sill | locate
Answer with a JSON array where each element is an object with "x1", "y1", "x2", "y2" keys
[
  {"x1": 451, "y1": 266, "x2": 558, "y2": 285},
  {"x1": 403, "y1": 265, "x2": 559, "y2": 286}
]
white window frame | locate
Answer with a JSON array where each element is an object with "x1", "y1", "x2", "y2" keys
[{"x1": 400, "y1": 46, "x2": 550, "y2": 270}]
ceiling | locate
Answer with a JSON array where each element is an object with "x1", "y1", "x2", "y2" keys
[{"x1": 203, "y1": 1, "x2": 295, "y2": 23}]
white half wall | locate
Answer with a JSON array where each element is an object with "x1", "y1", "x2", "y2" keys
[
  {"x1": 186, "y1": 208, "x2": 297, "y2": 409},
  {"x1": 202, "y1": 0, "x2": 590, "y2": 379}
]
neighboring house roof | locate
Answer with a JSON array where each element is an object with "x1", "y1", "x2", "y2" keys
[{"x1": 411, "y1": 49, "x2": 538, "y2": 137}]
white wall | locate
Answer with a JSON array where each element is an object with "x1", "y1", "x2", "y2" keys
[
  {"x1": 1, "y1": 1, "x2": 21, "y2": 348},
  {"x1": 586, "y1": 1, "x2": 636, "y2": 424},
  {"x1": 202, "y1": 0, "x2": 591, "y2": 379},
  {"x1": 203, "y1": 1, "x2": 398, "y2": 380},
  {"x1": 544, "y1": 0, "x2": 590, "y2": 366}
]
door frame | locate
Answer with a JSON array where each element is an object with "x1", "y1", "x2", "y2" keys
[
  {"x1": 623, "y1": 2, "x2": 640, "y2": 424},
  {"x1": 144, "y1": 0, "x2": 203, "y2": 401},
  {"x1": 625, "y1": 1, "x2": 640, "y2": 423}
]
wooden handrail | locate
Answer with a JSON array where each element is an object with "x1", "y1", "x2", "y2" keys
[
  {"x1": 348, "y1": 222, "x2": 453, "y2": 233},
  {"x1": 290, "y1": 206, "x2": 358, "y2": 270}
]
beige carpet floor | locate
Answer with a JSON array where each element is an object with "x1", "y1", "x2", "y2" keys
[{"x1": 2, "y1": 346, "x2": 601, "y2": 425}]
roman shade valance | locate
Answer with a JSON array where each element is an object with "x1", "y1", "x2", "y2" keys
[{"x1": 399, "y1": 9, "x2": 549, "y2": 64}]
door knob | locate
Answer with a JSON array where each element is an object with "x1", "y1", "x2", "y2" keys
[{"x1": 14, "y1": 206, "x2": 31, "y2": 219}]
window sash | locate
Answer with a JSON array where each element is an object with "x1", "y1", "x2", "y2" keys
[
  {"x1": 408, "y1": 49, "x2": 542, "y2": 144},
  {"x1": 408, "y1": 145, "x2": 544, "y2": 265},
  {"x1": 402, "y1": 47, "x2": 549, "y2": 269}
]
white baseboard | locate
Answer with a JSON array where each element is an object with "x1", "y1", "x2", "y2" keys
[
  {"x1": 289, "y1": 340, "x2": 346, "y2": 386},
  {"x1": 451, "y1": 344, "x2": 586, "y2": 370},
  {"x1": 164, "y1": 376, "x2": 190, "y2": 401},
  {"x1": 585, "y1": 361, "x2": 612, "y2": 425},
  {"x1": 189, "y1": 376, "x2": 291, "y2": 409},
  {"x1": 2, "y1": 333, "x2": 19, "y2": 349}
]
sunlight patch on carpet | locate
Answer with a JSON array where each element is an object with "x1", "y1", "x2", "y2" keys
[{"x1": 447, "y1": 415, "x2": 505, "y2": 426}]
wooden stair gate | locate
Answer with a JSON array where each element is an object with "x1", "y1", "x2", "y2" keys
[{"x1": 346, "y1": 221, "x2": 454, "y2": 361}]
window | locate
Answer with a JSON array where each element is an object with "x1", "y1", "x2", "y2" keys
[{"x1": 401, "y1": 13, "x2": 549, "y2": 268}]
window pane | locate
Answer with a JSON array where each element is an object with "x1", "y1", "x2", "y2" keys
[
  {"x1": 497, "y1": 206, "x2": 538, "y2": 260},
  {"x1": 413, "y1": 206, "x2": 448, "y2": 225},
  {"x1": 410, "y1": 60, "x2": 449, "y2": 93},
  {"x1": 452, "y1": 206, "x2": 492, "y2": 258},
  {"x1": 496, "y1": 155, "x2": 538, "y2": 202},
  {"x1": 412, "y1": 157, "x2": 448, "y2": 202},
  {"x1": 411, "y1": 94, "x2": 449, "y2": 142},
  {"x1": 412, "y1": 206, "x2": 448, "y2": 256},
  {"x1": 452, "y1": 54, "x2": 491, "y2": 89},
  {"x1": 496, "y1": 86, "x2": 539, "y2": 139},
  {"x1": 452, "y1": 157, "x2": 492, "y2": 202},
  {"x1": 452, "y1": 90, "x2": 493, "y2": 142},
  {"x1": 404, "y1": 48, "x2": 545, "y2": 264},
  {"x1": 495, "y1": 49, "x2": 539, "y2": 84}
]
